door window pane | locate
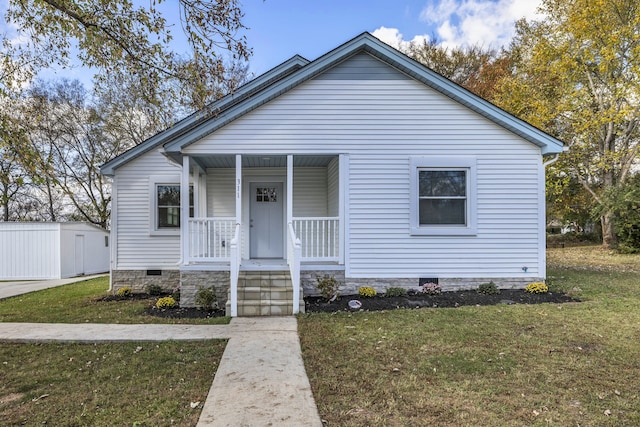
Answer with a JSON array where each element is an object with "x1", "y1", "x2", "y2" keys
[{"x1": 256, "y1": 187, "x2": 277, "y2": 202}]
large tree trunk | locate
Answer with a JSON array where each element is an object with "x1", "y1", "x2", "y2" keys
[{"x1": 601, "y1": 211, "x2": 617, "y2": 249}]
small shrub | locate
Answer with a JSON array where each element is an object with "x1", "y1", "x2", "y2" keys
[
  {"x1": 385, "y1": 287, "x2": 406, "y2": 297},
  {"x1": 116, "y1": 286, "x2": 132, "y2": 297},
  {"x1": 195, "y1": 286, "x2": 217, "y2": 309},
  {"x1": 525, "y1": 282, "x2": 549, "y2": 294},
  {"x1": 477, "y1": 282, "x2": 500, "y2": 295},
  {"x1": 316, "y1": 274, "x2": 340, "y2": 301},
  {"x1": 155, "y1": 296, "x2": 176, "y2": 308},
  {"x1": 358, "y1": 286, "x2": 377, "y2": 298},
  {"x1": 146, "y1": 284, "x2": 164, "y2": 296},
  {"x1": 421, "y1": 282, "x2": 441, "y2": 295}
]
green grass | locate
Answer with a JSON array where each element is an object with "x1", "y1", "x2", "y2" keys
[
  {"x1": 0, "y1": 340, "x2": 225, "y2": 426},
  {"x1": 0, "y1": 276, "x2": 229, "y2": 324},
  {"x1": 298, "y1": 245, "x2": 640, "y2": 426}
]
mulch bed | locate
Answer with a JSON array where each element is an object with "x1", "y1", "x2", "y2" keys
[
  {"x1": 304, "y1": 289, "x2": 578, "y2": 313},
  {"x1": 99, "y1": 293, "x2": 226, "y2": 319},
  {"x1": 100, "y1": 290, "x2": 578, "y2": 318}
]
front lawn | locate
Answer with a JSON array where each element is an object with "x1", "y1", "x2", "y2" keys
[
  {"x1": 0, "y1": 276, "x2": 229, "y2": 325},
  {"x1": 299, "y1": 246, "x2": 640, "y2": 426},
  {"x1": 0, "y1": 341, "x2": 224, "y2": 426}
]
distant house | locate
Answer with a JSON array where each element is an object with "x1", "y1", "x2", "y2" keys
[
  {"x1": 101, "y1": 33, "x2": 565, "y2": 316},
  {"x1": 0, "y1": 222, "x2": 109, "y2": 280}
]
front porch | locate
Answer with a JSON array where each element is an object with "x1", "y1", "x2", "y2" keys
[{"x1": 176, "y1": 154, "x2": 346, "y2": 316}]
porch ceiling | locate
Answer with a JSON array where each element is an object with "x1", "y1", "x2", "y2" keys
[{"x1": 194, "y1": 155, "x2": 335, "y2": 169}]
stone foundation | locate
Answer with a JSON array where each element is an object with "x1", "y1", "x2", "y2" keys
[
  {"x1": 301, "y1": 270, "x2": 541, "y2": 296},
  {"x1": 113, "y1": 268, "x2": 541, "y2": 307},
  {"x1": 111, "y1": 270, "x2": 180, "y2": 294},
  {"x1": 180, "y1": 270, "x2": 230, "y2": 308}
]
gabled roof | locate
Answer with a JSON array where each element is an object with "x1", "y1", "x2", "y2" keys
[{"x1": 102, "y1": 32, "x2": 565, "y2": 175}]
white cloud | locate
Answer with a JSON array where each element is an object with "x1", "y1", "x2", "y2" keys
[
  {"x1": 372, "y1": 26, "x2": 430, "y2": 51},
  {"x1": 419, "y1": 0, "x2": 543, "y2": 49}
]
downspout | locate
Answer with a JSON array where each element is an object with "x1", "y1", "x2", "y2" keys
[
  {"x1": 543, "y1": 146, "x2": 568, "y2": 168},
  {"x1": 543, "y1": 153, "x2": 560, "y2": 168}
]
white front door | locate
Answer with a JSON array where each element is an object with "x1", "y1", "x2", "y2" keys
[{"x1": 250, "y1": 182, "x2": 284, "y2": 258}]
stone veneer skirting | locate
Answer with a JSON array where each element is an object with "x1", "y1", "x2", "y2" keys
[
  {"x1": 179, "y1": 270, "x2": 230, "y2": 308},
  {"x1": 113, "y1": 268, "x2": 541, "y2": 307},
  {"x1": 111, "y1": 270, "x2": 180, "y2": 294},
  {"x1": 301, "y1": 270, "x2": 541, "y2": 296}
]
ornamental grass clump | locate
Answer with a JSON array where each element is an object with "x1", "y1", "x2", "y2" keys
[
  {"x1": 421, "y1": 282, "x2": 441, "y2": 295},
  {"x1": 155, "y1": 296, "x2": 176, "y2": 309},
  {"x1": 116, "y1": 286, "x2": 132, "y2": 297},
  {"x1": 358, "y1": 286, "x2": 377, "y2": 298},
  {"x1": 385, "y1": 287, "x2": 407, "y2": 297},
  {"x1": 526, "y1": 282, "x2": 549, "y2": 294}
]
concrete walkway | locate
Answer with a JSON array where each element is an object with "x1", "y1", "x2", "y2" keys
[
  {"x1": 0, "y1": 274, "x2": 107, "y2": 300},
  {"x1": 0, "y1": 318, "x2": 323, "y2": 426}
]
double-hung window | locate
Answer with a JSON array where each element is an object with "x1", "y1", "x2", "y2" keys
[
  {"x1": 410, "y1": 157, "x2": 477, "y2": 235},
  {"x1": 150, "y1": 176, "x2": 194, "y2": 235}
]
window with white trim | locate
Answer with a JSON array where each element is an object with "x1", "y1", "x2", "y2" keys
[
  {"x1": 410, "y1": 157, "x2": 477, "y2": 236},
  {"x1": 150, "y1": 176, "x2": 194, "y2": 235}
]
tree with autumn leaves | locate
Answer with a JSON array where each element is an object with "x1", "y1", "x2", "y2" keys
[
  {"x1": 497, "y1": 0, "x2": 640, "y2": 250},
  {"x1": 408, "y1": 0, "x2": 640, "y2": 250},
  {"x1": 0, "y1": 0, "x2": 249, "y2": 225}
]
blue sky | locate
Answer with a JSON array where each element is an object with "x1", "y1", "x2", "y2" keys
[
  {"x1": 1, "y1": 0, "x2": 543, "y2": 84},
  {"x1": 241, "y1": 0, "x2": 542, "y2": 76}
]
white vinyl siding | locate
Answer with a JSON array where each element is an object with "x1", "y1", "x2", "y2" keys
[
  {"x1": 114, "y1": 150, "x2": 182, "y2": 269},
  {"x1": 327, "y1": 157, "x2": 339, "y2": 217},
  {"x1": 207, "y1": 168, "x2": 236, "y2": 217},
  {"x1": 205, "y1": 167, "x2": 328, "y2": 218},
  {"x1": 293, "y1": 168, "x2": 327, "y2": 217},
  {"x1": 184, "y1": 73, "x2": 543, "y2": 279}
]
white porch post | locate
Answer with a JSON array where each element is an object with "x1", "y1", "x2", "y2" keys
[
  {"x1": 287, "y1": 155, "x2": 293, "y2": 224},
  {"x1": 181, "y1": 155, "x2": 190, "y2": 265},
  {"x1": 192, "y1": 163, "x2": 201, "y2": 217},
  {"x1": 339, "y1": 154, "x2": 348, "y2": 265},
  {"x1": 229, "y1": 154, "x2": 242, "y2": 317},
  {"x1": 235, "y1": 155, "x2": 242, "y2": 226}
]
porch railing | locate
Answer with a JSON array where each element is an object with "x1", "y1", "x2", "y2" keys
[
  {"x1": 189, "y1": 217, "x2": 235, "y2": 261},
  {"x1": 287, "y1": 222, "x2": 302, "y2": 315},
  {"x1": 229, "y1": 223, "x2": 241, "y2": 317},
  {"x1": 292, "y1": 217, "x2": 339, "y2": 261}
]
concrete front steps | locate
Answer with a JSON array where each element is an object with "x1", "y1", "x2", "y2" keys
[{"x1": 225, "y1": 270, "x2": 305, "y2": 316}]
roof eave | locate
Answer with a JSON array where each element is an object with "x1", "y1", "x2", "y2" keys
[{"x1": 100, "y1": 55, "x2": 310, "y2": 176}]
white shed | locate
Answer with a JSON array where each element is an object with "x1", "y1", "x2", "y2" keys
[{"x1": 0, "y1": 222, "x2": 109, "y2": 280}]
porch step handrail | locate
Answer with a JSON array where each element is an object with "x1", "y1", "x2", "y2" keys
[
  {"x1": 292, "y1": 217, "x2": 339, "y2": 261},
  {"x1": 287, "y1": 222, "x2": 302, "y2": 315},
  {"x1": 229, "y1": 223, "x2": 241, "y2": 317}
]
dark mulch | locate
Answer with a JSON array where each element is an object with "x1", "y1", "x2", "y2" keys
[
  {"x1": 99, "y1": 293, "x2": 226, "y2": 319},
  {"x1": 99, "y1": 289, "x2": 578, "y2": 318},
  {"x1": 143, "y1": 306, "x2": 226, "y2": 319},
  {"x1": 304, "y1": 289, "x2": 578, "y2": 313}
]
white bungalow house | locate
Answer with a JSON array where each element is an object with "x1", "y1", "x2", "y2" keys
[{"x1": 101, "y1": 33, "x2": 565, "y2": 316}]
